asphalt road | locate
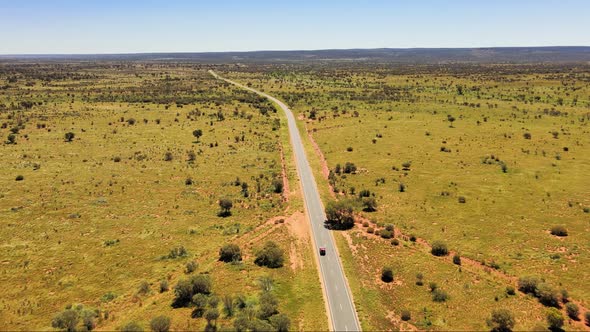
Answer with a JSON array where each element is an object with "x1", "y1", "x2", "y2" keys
[{"x1": 210, "y1": 71, "x2": 361, "y2": 331}]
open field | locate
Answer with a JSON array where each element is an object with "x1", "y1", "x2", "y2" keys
[
  {"x1": 0, "y1": 63, "x2": 326, "y2": 331},
  {"x1": 224, "y1": 63, "x2": 590, "y2": 330}
]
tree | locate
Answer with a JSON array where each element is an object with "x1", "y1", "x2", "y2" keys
[
  {"x1": 255, "y1": 241, "x2": 284, "y2": 268},
  {"x1": 447, "y1": 115, "x2": 456, "y2": 128},
  {"x1": 121, "y1": 321, "x2": 144, "y2": 332},
  {"x1": 192, "y1": 293, "x2": 208, "y2": 318},
  {"x1": 546, "y1": 308, "x2": 564, "y2": 331},
  {"x1": 325, "y1": 200, "x2": 355, "y2": 229},
  {"x1": 535, "y1": 283, "x2": 560, "y2": 308},
  {"x1": 431, "y1": 241, "x2": 449, "y2": 256},
  {"x1": 192, "y1": 129, "x2": 203, "y2": 141},
  {"x1": 565, "y1": 302, "x2": 579, "y2": 320},
  {"x1": 343, "y1": 162, "x2": 357, "y2": 174},
  {"x1": 52, "y1": 309, "x2": 79, "y2": 332},
  {"x1": 488, "y1": 309, "x2": 515, "y2": 332},
  {"x1": 149, "y1": 315, "x2": 170, "y2": 332},
  {"x1": 219, "y1": 244, "x2": 242, "y2": 262},
  {"x1": 518, "y1": 276, "x2": 540, "y2": 294},
  {"x1": 205, "y1": 308, "x2": 220, "y2": 327},
  {"x1": 272, "y1": 178, "x2": 284, "y2": 194},
  {"x1": 361, "y1": 197, "x2": 377, "y2": 212},
  {"x1": 65, "y1": 132, "x2": 75, "y2": 142},
  {"x1": 270, "y1": 314, "x2": 291, "y2": 332},
  {"x1": 381, "y1": 267, "x2": 394, "y2": 283},
  {"x1": 218, "y1": 198, "x2": 233, "y2": 217}
]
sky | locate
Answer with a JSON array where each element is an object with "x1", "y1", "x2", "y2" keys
[{"x1": 0, "y1": 0, "x2": 588, "y2": 54}]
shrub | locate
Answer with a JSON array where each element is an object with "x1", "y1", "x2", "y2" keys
[
  {"x1": 381, "y1": 267, "x2": 394, "y2": 282},
  {"x1": 535, "y1": 283, "x2": 561, "y2": 307},
  {"x1": 113, "y1": 156, "x2": 121, "y2": 162},
  {"x1": 219, "y1": 244, "x2": 242, "y2": 263},
  {"x1": 121, "y1": 321, "x2": 144, "y2": 332},
  {"x1": 185, "y1": 178, "x2": 193, "y2": 185},
  {"x1": 172, "y1": 275, "x2": 212, "y2": 308},
  {"x1": 518, "y1": 276, "x2": 539, "y2": 294},
  {"x1": 431, "y1": 241, "x2": 449, "y2": 256},
  {"x1": 409, "y1": 235, "x2": 417, "y2": 242},
  {"x1": 429, "y1": 282, "x2": 438, "y2": 292},
  {"x1": 15, "y1": 175, "x2": 24, "y2": 181},
  {"x1": 64, "y1": 132, "x2": 75, "y2": 142},
  {"x1": 367, "y1": 227, "x2": 374, "y2": 234},
  {"x1": 343, "y1": 162, "x2": 357, "y2": 173},
  {"x1": 565, "y1": 302, "x2": 579, "y2": 320},
  {"x1": 52, "y1": 309, "x2": 79, "y2": 332},
  {"x1": 185, "y1": 261, "x2": 198, "y2": 274},
  {"x1": 401, "y1": 310, "x2": 411, "y2": 321},
  {"x1": 218, "y1": 198, "x2": 233, "y2": 217},
  {"x1": 585, "y1": 311, "x2": 590, "y2": 326},
  {"x1": 416, "y1": 273, "x2": 424, "y2": 286},
  {"x1": 255, "y1": 241, "x2": 284, "y2": 268},
  {"x1": 346, "y1": 147, "x2": 353, "y2": 152},
  {"x1": 453, "y1": 254, "x2": 461, "y2": 265},
  {"x1": 524, "y1": 132, "x2": 532, "y2": 139},
  {"x1": 325, "y1": 200, "x2": 355, "y2": 229},
  {"x1": 204, "y1": 308, "x2": 220, "y2": 326},
  {"x1": 458, "y1": 196, "x2": 466, "y2": 203},
  {"x1": 432, "y1": 289, "x2": 449, "y2": 302},
  {"x1": 192, "y1": 129, "x2": 203, "y2": 140},
  {"x1": 506, "y1": 286, "x2": 516, "y2": 296},
  {"x1": 258, "y1": 292, "x2": 279, "y2": 319},
  {"x1": 380, "y1": 230, "x2": 393, "y2": 239},
  {"x1": 150, "y1": 315, "x2": 171, "y2": 332},
  {"x1": 546, "y1": 308, "x2": 564, "y2": 331},
  {"x1": 399, "y1": 183, "x2": 406, "y2": 192},
  {"x1": 191, "y1": 293, "x2": 208, "y2": 318},
  {"x1": 270, "y1": 313, "x2": 291, "y2": 332},
  {"x1": 127, "y1": 118, "x2": 136, "y2": 125},
  {"x1": 385, "y1": 224, "x2": 394, "y2": 232},
  {"x1": 164, "y1": 152, "x2": 173, "y2": 161},
  {"x1": 137, "y1": 281, "x2": 150, "y2": 295},
  {"x1": 361, "y1": 197, "x2": 377, "y2": 212},
  {"x1": 488, "y1": 309, "x2": 515, "y2": 332},
  {"x1": 550, "y1": 225, "x2": 568, "y2": 237},
  {"x1": 272, "y1": 178, "x2": 284, "y2": 193},
  {"x1": 159, "y1": 280, "x2": 169, "y2": 293},
  {"x1": 6, "y1": 134, "x2": 16, "y2": 144},
  {"x1": 391, "y1": 239, "x2": 399, "y2": 246},
  {"x1": 222, "y1": 295, "x2": 234, "y2": 317}
]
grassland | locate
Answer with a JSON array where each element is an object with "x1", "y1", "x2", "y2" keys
[
  {"x1": 224, "y1": 63, "x2": 590, "y2": 330},
  {"x1": 0, "y1": 63, "x2": 326, "y2": 330}
]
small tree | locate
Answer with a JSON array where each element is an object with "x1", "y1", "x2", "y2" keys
[
  {"x1": 204, "y1": 308, "x2": 220, "y2": 327},
  {"x1": 218, "y1": 198, "x2": 233, "y2": 217},
  {"x1": 192, "y1": 293, "x2": 208, "y2": 318},
  {"x1": 488, "y1": 309, "x2": 515, "y2": 332},
  {"x1": 447, "y1": 115, "x2": 456, "y2": 128},
  {"x1": 65, "y1": 132, "x2": 75, "y2": 142},
  {"x1": 192, "y1": 129, "x2": 203, "y2": 141},
  {"x1": 381, "y1": 266, "x2": 394, "y2": 283},
  {"x1": 565, "y1": 302, "x2": 579, "y2": 320},
  {"x1": 255, "y1": 241, "x2": 284, "y2": 268},
  {"x1": 325, "y1": 200, "x2": 355, "y2": 229},
  {"x1": 546, "y1": 308, "x2": 564, "y2": 331},
  {"x1": 219, "y1": 244, "x2": 242, "y2": 262},
  {"x1": 431, "y1": 241, "x2": 449, "y2": 256},
  {"x1": 150, "y1": 315, "x2": 170, "y2": 332},
  {"x1": 270, "y1": 314, "x2": 291, "y2": 332}
]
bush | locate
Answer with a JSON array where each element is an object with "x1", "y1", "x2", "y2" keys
[
  {"x1": 113, "y1": 156, "x2": 121, "y2": 163},
  {"x1": 150, "y1": 315, "x2": 171, "y2": 332},
  {"x1": 399, "y1": 183, "x2": 406, "y2": 192},
  {"x1": 272, "y1": 178, "x2": 284, "y2": 194},
  {"x1": 453, "y1": 254, "x2": 461, "y2": 265},
  {"x1": 255, "y1": 241, "x2": 284, "y2": 268},
  {"x1": 219, "y1": 244, "x2": 242, "y2": 263},
  {"x1": 159, "y1": 280, "x2": 169, "y2": 293},
  {"x1": 270, "y1": 313, "x2": 291, "y2": 332},
  {"x1": 431, "y1": 241, "x2": 449, "y2": 256},
  {"x1": 172, "y1": 275, "x2": 212, "y2": 307},
  {"x1": 488, "y1": 309, "x2": 515, "y2": 332},
  {"x1": 546, "y1": 308, "x2": 564, "y2": 331},
  {"x1": 258, "y1": 292, "x2": 279, "y2": 320},
  {"x1": 325, "y1": 200, "x2": 355, "y2": 229},
  {"x1": 343, "y1": 162, "x2": 357, "y2": 173},
  {"x1": 367, "y1": 227, "x2": 374, "y2": 234},
  {"x1": 361, "y1": 197, "x2": 377, "y2": 212},
  {"x1": 127, "y1": 118, "x2": 136, "y2": 125},
  {"x1": 191, "y1": 293, "x2": 208, "y2": 318},
  {"x1": 524, "y1": 132, "x2": 532, "y2": 139},
  {"x1": 164, "y1": 152, "x2": 173, "y2": 161},
  {"x1": 391, "y1": 239, "x2": 399, "y2": 246},
  {"x1": 550, "y1": 225, "x2": 568, "y2": 237},
  {"x1": 458, "y1": 196, "x2": 466, "y2": 203},
  {"x1": 204, "y1": 308, "x2": 220, "y2": 326},
  {"x1": 518, "y1": 276, "x2": 539, "y2": 294},
  {"x1": 565, "y1": 302, "x2": 579, "y2": 320},
  {"x1": 429, "y1": 282, "x2": 438, "y2": 292},
  {"x1": 64, "y1": 132, "x2": 75, "y2": 142},
  {"x1": 6, "y1": 134, "x2": 16, "y2": 144},
  {"x1": 52, "y1": 309, "x2": 79, "y2": 332},
  {"x1": 137, "y1": 281, "x2": 150, "y2": 295},
  {"x1": 381, "y1": 267, "x2": 394, "y2": 282},
  {"x1": 401, "y1": 310, "x2": 411, "y2": 321},
  {"x1": 218, "y1": 198, "x2": 233, "y2": 217},
  {"x1": 416, "y1": 273, "x2": 424, "y2": 286},
  {"x1": 535, "y1": 283, "x2": 561, "y2": 308},
  {"x1": 432, "y1": 289, "x2": 449, "y2": 302},
  {"x1": 585, "y1": 311, "x2": 590, "y2": 326},
  {"x1": 385, "y1": 224, "x2": 394, "y2": 232},
  {"x1": 185, "y1": 261, "x2": 198, "y2": 274},
  {"x1": 506, "y1": 286, "x2": 516, "y2": 296},
  {"x1": 380, "y1": 230, "x2": 393, "y2": 239},
  {"x1": 185, "y1": 178, "x2": 193, "y2": 185},
  {"x1": 15, "y1": 175, "x2": 24, "y2": 181},
  {"x1": 121, "y1": 321, "x2": 144, "y2": 332}
]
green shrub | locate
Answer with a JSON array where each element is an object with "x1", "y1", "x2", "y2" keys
[
  {"x1": 488, "y1": 309, "x2": 515, "y2": 332},
  {"x1": 367, "y1": 227, "x2": 374, "y2": 234},
  {"x1": 255, "y1": 241, "x2": 284, "y2": 268},
  {"x1": 585, "y1": 311, "x2": 590, "y2": 326},
  {"x1": 219, "y1": 244, "x2": 242, "y2": 263},
  {"x1": 428, "y1": 282, "x2": 438, "y2": 292},
  {"x1": 137, "y1": 281, "x2": 150, "y2": 295},
  {"x1": 150, "y1": 315, "x2": 171, "y2": 332},
  {"x1": 15, "y1": 175, "x2": 24, "y2": 181},
  {"x1": 172, "y1": 275, "x2": 212, "y2": 308},
  {"x1": 121, "y1": 321, "x2": 144, "y2": 332},
  {"x1": 270, "y1": 313, "x2": 291, "y2": 332},
  {"x1": 535, "y1": 283, "x2": 560, "y2": 308},
  {"x1": 380, "y1": 230, "x2": 393, "y2": 239},
  {"x1": 185, "y1": 261, "x2": 198, "y2": 274},
  {"x1": 258, "y1": 292, "x2": 279, "y2": 320},
  {"x1": 432, "y1": 289, "x2": 449, "y2": 302},
  {"x1": 159, "y1": 280, "x2": 169, "y2": 293},
  {"x1": 550, "y1": 225, "x2": 568, "y2": 237},
  {"x1": 64, "y1": 132, "x2": 75, "y2": 142},
  {"x1": 452, "y1": 254, "x2": 461, "y2": 265},
  {"x1": 401, "y1": 310, "x2": 411, "y2": 321},
  {"x1": 431, "y1": 241, "x2": 449, "y2": 256},
  {"x1": 546, "y1": 308, "x2": 564, "y2": 330},
  {"x1": 565, "y1": 302, "x2": 579, "y2": 320},
  {"x1": 381, "y1": 267, "x2": 394, "y2": 283},
  {"x1": 518, "y1": 276, "x2": 539, "y2": 294},
  {"x1": 391, "y1": 239, "x2": 399, "y2": 246},
  {"x1": 506, "y1": 286, "x2": 516, "y2": 296}
]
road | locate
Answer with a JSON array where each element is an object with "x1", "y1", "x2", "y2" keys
[{"x1": 210, "y1": 70, "x2": 361, "y2": 331}]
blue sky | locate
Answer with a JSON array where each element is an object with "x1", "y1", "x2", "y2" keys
[{"x1": 0, "y1": 0, "x2": 588, "y2": 54}]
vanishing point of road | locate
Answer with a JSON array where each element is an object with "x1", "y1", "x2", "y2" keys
[{"x1": 210, "y1": 70, "x2": 361, "y2": 332}]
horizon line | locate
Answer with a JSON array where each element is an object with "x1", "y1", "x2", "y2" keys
[{"x1": 1, "y1": 45, "x2": 589, "y2": 57}]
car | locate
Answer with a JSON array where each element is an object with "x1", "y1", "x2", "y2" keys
[{"x1": 319, "y1": 247, "x2": 326, "y2": 256}]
